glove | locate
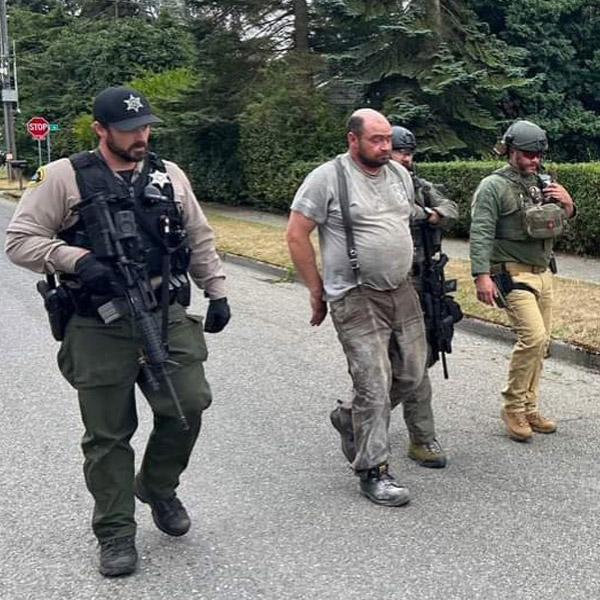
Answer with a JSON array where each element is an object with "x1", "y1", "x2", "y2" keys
[
  {"x1": 204, "y1": 298, "x2": 231, "y2": 333},
  {"x1": 74, "y1": 253, "x2": 116, "y2": 295}
]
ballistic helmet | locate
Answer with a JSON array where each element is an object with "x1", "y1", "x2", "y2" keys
[
  {"x1": 93, "y1": 86, "x2": 163, "y2": 131},
  {"x1": 391, "y1": 126, "x2": 417, "y2": 151},
  {"x1": 497, "y1": 120, "x2": 548, "y2": 154}
]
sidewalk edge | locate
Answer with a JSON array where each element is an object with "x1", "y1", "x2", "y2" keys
[{"x1": 219, "y1": 251, "x2": 600, "y2": 374}]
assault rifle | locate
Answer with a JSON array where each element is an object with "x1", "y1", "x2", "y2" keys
[
  {"x1": 412, "y1": 175, "x2": 462, "y2": 379},
  {"x1": 75, "y1": 192, "x2": 189, "y2": 430}
]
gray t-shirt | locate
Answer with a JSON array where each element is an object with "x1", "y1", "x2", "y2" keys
[{"x1": 291, "y1": 153, "x2": 416, "y2": 301}]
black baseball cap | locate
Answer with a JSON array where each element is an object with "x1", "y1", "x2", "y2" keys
[{"x1": 92, "y1": 86, "x2": 163, "y2": 131}]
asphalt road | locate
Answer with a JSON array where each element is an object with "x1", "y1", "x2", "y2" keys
[{"x1": 1, "y1": 197, "x2": 600, "y2": 600}]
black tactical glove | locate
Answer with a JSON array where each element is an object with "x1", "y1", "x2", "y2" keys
[
  {"x1": 204, "y1": 298, "x2": 231, "y2": 333},
  {"x1": 74, "y1": 253, "x2": 116, "y2": 295}
]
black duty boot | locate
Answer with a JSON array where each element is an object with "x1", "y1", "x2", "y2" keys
[
  {"x1": 358, "y1": 464, "x2": 410, "y2": 507},
  {"x1": 99, "y1": 536, "x2": 138, "y2": 577},
  {"x1": 329, "y1": 400, "x2": 356, "y2": 462},
  {"x1": 134, "y1": 475, "x2": 191, "y2": 537}
]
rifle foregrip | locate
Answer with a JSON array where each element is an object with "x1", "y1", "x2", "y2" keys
[{"x1": 137, "y1": 311, "x2": 168, "y2": 364}]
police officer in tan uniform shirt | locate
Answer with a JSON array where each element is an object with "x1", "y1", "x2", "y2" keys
[{"x1": 5, "y1": 86, "x2": 230, "y2": 577}]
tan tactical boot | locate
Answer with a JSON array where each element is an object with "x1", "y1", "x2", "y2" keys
[
  {"x1": 501, "y1": 409, "x2": 533, "y2": 442},
  {"x1": 526, "y1": 412, "x2": 557, "y2": 434},
  {"x1": 408, "y1": 439, "x2": 447, "y2": 468}
]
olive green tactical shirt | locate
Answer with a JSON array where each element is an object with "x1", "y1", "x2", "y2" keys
[
  {"x1": 5, "y1": 153, "x2": 227, "y2": 299},
  {"x1": 411, "y1": 176, "x2": 458, "y2": 268},
  {"x1": 470, "y1": 166, "x2": 559, "y2": 275},
  {"x1": 414, "y1": 177, "x2": 458, "y2": 222}
]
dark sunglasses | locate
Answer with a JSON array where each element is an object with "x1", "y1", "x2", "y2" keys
[{"x1": 520, "y1": 150, "x2": 543, "y2": 160}]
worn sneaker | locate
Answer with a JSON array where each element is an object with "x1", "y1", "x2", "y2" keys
[
  {"x1": 501, "y1": 409, "x2": 533, "y2": 442},
  {"x1": 358, "y1": 463, "x2": 410, "y2": 507},
  {"x1": 99, "y1": 536, "x2": 137, "y2": 577},
  {"x1": 408, "y1": 439, "x2": 447, "y2": 468},
  {"x1": 134, "y1": 476, "x2": 191, "y2": 537},
  {"x1": 526, "y1": 411, "x2": 557, "y2": 434},
  {"x1": 329, "y1": 400, "x2": 356, "y2": 462}
]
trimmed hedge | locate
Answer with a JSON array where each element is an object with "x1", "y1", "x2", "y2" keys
[
  {"x1": 247, "y1": 158, "x2": 600, "y2": 257},
  {"x1": 419, "y1": 161, "x2": 600, "y2": 256}
]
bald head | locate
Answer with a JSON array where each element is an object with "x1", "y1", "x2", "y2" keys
[
  {"x1": 347, "y1": 109, "x2": 392, "y2": 172},
  {"x1": 346, "y1": 109, "x2": 391, "y2": 137}
]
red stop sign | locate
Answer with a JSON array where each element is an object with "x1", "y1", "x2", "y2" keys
[{"x1": 26, "y1": 116, "x2": 50, "y2": 140}]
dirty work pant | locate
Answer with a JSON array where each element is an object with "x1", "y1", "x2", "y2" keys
[
  {"x1": 57, "y1": 303, "x2": 212, "y2": 542},
  {"x1": 330, "y1": 282, "x2": 428, "y2": 472},
  {"x1": 501, "y1": 267, "x2": 553, "y2": 414}
]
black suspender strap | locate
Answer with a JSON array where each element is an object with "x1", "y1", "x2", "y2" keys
[{"x1": 334, "y1": 157, "x2": 362, "y2": 287}]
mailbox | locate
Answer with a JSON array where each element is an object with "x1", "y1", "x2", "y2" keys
[
  {"x1": 8, "y1": 159, "x2": 28, "y2": 190},
  {"x1": 9, "y1": 159, "x2": 28, "y2": 170}
]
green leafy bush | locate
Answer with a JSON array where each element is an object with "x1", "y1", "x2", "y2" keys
[{"x1": 238, "y1": 59, "x2": 345, "y2": 213}]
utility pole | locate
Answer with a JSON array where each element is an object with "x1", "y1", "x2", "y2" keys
[{"x1": 0, "y1": 0, "x2": 17, "y2": 172}]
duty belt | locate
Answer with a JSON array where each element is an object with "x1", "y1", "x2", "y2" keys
[
  {"x1": 70, "y1": 286, "x2": 182, "y2": 319},
  {"x1": 490, "y1": 262, "x2": 547, "y2": 276}
]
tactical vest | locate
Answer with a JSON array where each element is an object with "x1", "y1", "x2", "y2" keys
[
  {"x1": 491, "y1": 166, "x2": 565, "y2": 241},
  {"x1": 61, "y1": 151, "x2": 190, "y2": 280}
]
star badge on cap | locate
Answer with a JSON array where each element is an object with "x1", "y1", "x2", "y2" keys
[
  {"x1": 149, "y1": 170, "x2": 171, "y2": 188},
  {"x1": 124, "y1": 94, "x2": 144, "y2": 113}
]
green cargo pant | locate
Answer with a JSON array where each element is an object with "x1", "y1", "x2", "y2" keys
[{"x1": 57, "y1": 303, "x2": 212, "y2": 542}]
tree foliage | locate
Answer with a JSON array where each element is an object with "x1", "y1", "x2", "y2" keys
[
  {"x1": 239, "y1": 58, "x2": 344, "y2": 211},
  {"x1": 5, "y1": 0, "x2": 600, "y2": 205},
  {"x1": 471, "y1": 0, "x2": 600, "y2": 161},
  {"x1": 313, "y1": 0, "x2": 530, "y2": 158},
  {"x1": 12, "y1": 9, "x2": 195, "y2": 163}
]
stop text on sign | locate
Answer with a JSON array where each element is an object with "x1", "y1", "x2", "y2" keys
[{"x1": 26, "y1": 116, "x2": 50, "y2": 141}]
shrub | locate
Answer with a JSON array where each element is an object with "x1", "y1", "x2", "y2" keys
[
  {"x1": 238, "y1": 59, "x2": 345, "y2": 213},
  {"x1": 241, "y1": 154, "x2": 600, "y2": 257}
]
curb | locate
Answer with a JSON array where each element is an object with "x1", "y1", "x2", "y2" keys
[
  {"x1": 456, "y1": 318, "x2": 600, "y2": 372},
  {"x1": 220, "y1": 251, "x2": 600, "y2": 374},
  {"x1": 220, "y1": 252, "x2": 292, "y2": 280}
]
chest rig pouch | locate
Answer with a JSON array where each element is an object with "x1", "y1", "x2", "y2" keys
[
  {"x1": 62, "y1": 151, "x2": 191, "y2": 308},
  {"x1": 494, "y1": 167, "x2": 566, "y2": 240},
  {"x1": 523, "y1": 201, "x2": 565, "y2": 240}
]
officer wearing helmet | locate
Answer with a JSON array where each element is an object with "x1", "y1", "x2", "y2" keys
[
  {"x1": 470, "y1": 120, "x2": 575, "y2": 442},
  {"x1": 390, "y1": 125, "x2": 458, "y2": 468},
  {"x1": 391, "y1": 125, "x2": 458, "y2": 228},
  {"x1": 5, "y1": 86, "x2": 231, "y2": 577}
]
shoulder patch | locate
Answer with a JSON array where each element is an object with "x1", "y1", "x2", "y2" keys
[{"x1": 28, "y1": 166, "x2": 46, "y2": 188}]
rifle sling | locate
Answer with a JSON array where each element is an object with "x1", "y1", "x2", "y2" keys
[
  {"x1": 161, "y1": 254, "x2": 170, "y2": 345},
  {"x1": 334, "y1": 157, "x2": 362, "y2": 287}
]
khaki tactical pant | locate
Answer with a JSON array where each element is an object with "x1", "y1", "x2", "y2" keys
[
  {"x1": 330, "y1": 282, "x2": 428, "y2": 472},
  {"x1": 57, "y1": 303, "x2": 212, "y2": 542},
  {"x1": 501, "y1": 266, "x2": 553, "y2": 414}
]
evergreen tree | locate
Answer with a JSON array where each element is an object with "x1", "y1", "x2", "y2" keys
[
  {"x1": 471, "y1": 0, "x2": 600, "y2": 161},
  {"x1": 313, "y1": 0, "x2": 529, "y2": 158},
  {"x1": 11, "y1": 7, "x2": 195, "y2": 160},
  {"x1": 185, "y1": 0, "x2": 310, "y2": 53}
]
